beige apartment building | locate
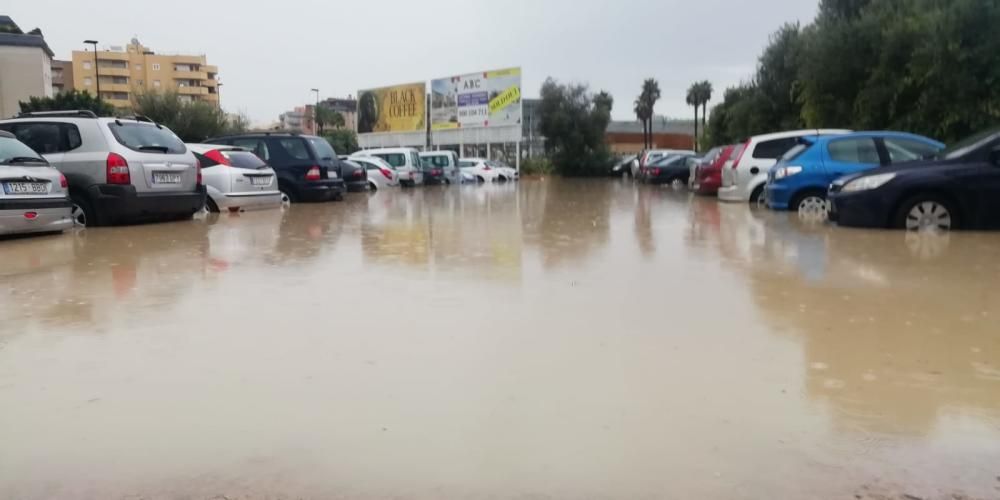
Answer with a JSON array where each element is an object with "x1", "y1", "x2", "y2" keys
[{"x1": 71, "y1": 38, "x2": 219, "y2": 109}]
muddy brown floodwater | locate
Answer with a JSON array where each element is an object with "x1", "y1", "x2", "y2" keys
[{"x1": 1, "y1": 179, "x2": 999, "y2": 500}]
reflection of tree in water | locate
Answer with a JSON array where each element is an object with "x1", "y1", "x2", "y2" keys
[
  {"x1": 685, "y1": 195, "x2": 722, "y2": 248},
  {"x1": 633, "y1": 186, "x2": 657, "y2": 256},
  {"x1": 525, "y1": 179, "x2": 612, "y2": 268},
  {"x1": 743, "y1": 222, "x2": 1000, "y2": 436}
]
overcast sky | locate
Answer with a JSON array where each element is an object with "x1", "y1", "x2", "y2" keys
[{"x1": 8, "y1": 0, "x2": 818, "y2": 126}]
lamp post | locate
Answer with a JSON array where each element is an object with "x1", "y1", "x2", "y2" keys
[
  {"x1": 310, "y1": 88, "x2": 319, "y2": 134},
  {"x1": 217, "y1": 81, "x2": 223, "y2": 105},
  {"x1": 84, "y1": 40, "x2": 100, "y2": 100}
]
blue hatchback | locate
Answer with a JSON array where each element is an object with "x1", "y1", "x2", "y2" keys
[{"x1": 765, "y1": 132, "x2": 944, "y2": 214}]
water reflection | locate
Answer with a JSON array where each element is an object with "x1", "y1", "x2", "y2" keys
[{"x1": 523, "y1": 179, "x2": 612, "y2": 267}]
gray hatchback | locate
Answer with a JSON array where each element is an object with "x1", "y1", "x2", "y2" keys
[{"x1": 0, "y1": 111, "x2": 206, "y2": 227}]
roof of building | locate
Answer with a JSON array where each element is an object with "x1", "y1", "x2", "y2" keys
[
  {"x1": 607, "y1": 118, "x2": 694, "y2": 135},
  {"x1": 0, "y1": 17, "x2": 54, "y2": 57}
]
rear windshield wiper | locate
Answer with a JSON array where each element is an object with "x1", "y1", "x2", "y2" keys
[
  {"x1": 2, "y1": 156, "x2": 46, "y2": 164},
  {"x1": 138, "y1": 145, "x2": 170, "y2": 153}
]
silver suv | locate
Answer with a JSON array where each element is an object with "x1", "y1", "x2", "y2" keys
[{"x1": 0, "y1": 110, "x2": 206, "y2": 227}]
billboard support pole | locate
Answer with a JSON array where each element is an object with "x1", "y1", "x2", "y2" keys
[
  {"x1": 516, "y1": 141, "x2": 521, "y2": 174},
  {"x1": 487, "y1": 143, "x2": 491, "y2": 160}
]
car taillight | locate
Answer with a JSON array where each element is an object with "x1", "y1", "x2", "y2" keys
[
  {"x1": 354, "y1": 169, "x2": 365, "y2": 178},
  {"x1": 432, "y1": 169, "x2": 442, "y2": 175},
  {"x1": 204, "y1": 150, "x2": 231, "y2": 167},
  {"x1": 305, "y1": 166, "x2": 321, "y2": 181},
  {"x1": 59, "y1": 173, "x2": 68, "y2": 188},
  {"x1": 651, "y1": 168, "x2": 660, "y2": 176},
  {"x1": 732, "y1": 140, "x2": 751, "y2": 169},
  {"x1": 482, "y1": 165, "x2": 492, "y2": 171},
  {"x1": 106, "y1": 153, "x2": 130, "y2": 185},
  {"x1": 379, "y1": 168, "x2": 393, "y2": 180},
  {"x1": 196, "y1": 158, "x2": 203, "y2": 185}
]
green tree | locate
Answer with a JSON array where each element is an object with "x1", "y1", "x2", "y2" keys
[
  {"x1": 132, "y1": 91, "x2": 229, "y2": 142},
  {"x1": 322, "y1": 129, "x2": 359, "y2": 155},
  {"x1": 637, "y1": 79, "x2": 661, "y2": 148},
  {"x1": 18, "y1": 90, "x2": 116, "y2": 117},
  {"x1": 314, "y1": 106, "x2": 345, "y2": 133},
  {"x1": 538, "y1": 78, "x2": 614, "y2": 176}
]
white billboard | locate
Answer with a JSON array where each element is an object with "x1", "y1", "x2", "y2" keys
[{"x1": 430, "y1": 67, "x2": 522, "y2": 131}]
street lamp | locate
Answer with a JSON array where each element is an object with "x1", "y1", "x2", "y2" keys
[
  {"x1": 83, "y1": 40, "x2": 100, "y2": 100},
  {"x1": 217, "y1": 80, "x2": 223, "y2": 105},
  {"x1": 310, "y1": 88, "x2": 319, "y2": 133}
]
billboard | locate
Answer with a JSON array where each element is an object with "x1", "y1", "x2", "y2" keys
[
  {"x1": 430, "y1": 67, "x2": 522, "y2": 130},
  {"x1": 357, "y1": 82, "x2": 426, "y2": 134}
]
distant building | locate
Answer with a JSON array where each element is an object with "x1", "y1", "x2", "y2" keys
[
  {"x1": 605, "y1": 118, "x2": 695, "y2": 154},
  {"x1": 70, "y1": 38, "x2": 219, "y2": 109},
  {"x1": 318, "y1": 96, "x2": 357, "y2": 131},
  {"x1": 51, "y1": 59, "x2": 74, "y2": 94},
  {"x1": 278, "y1": 106, "x2": 315, "y2": 135},
  {"x1": 0, "y1": 16, "x2": 54, "y2": 118}
]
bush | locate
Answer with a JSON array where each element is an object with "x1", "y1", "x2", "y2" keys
[
  {"x1": 521, "y1": 158, "x2": 555, "y2": 176},
  {"x1": 538, "y1": 78, "x2": 615, "y2": 177},
  {"x1": 18, "y1": 90, "x2": 116, "y2": 117},
  {"x1": 132, "y1": 91, "x2": 229, "y2": 142},
  {"x1": 321, "y1": 129, "x2": 359, "y2": 155}
]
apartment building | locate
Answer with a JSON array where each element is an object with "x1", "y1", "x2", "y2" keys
[
  {"x1": 71, "y1": 38, "x2": 219, "y2": 109},
  {"x1": 0, "y1": 16, "x2": 54, "y2": 118},
  {"x1": 319, "y1": 97, "x2": 358, "y2": 131},
  {"x1": 51, "y1": 59, "x2": 74, "y2": 94},
  {"x1": 278, "y1": 106, "x2": 316, "y2": 135}
]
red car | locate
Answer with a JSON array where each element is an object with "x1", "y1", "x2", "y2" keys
[{"x1": 693, "y1": 143, "x2": 742, "y2": 196}]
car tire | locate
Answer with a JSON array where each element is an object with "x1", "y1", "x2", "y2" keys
[
  {"x1": 279, "y1": 187, "x2": 296, "y2": 206},
  {"x1": 893, "y1": 194, "x2": 959, "y2": 232},
  {"x1": 750, "y1": 185, "x2": 766, "y2": 209},
  {"x1": 205, "y1": 196, "x2": 221, "y2": 213},
  {"x1": 70, "y1": 193, "x2": 100, "y2": 228},
  {"x1": 792, "y1": 190, "x2": 828, "y2": 218},
  {"x1": 477, "y1": 176, "x2": 486, "y2": 183},
  {"x1": 369, "y1": 182, "x2": 378, "y2": 191}
]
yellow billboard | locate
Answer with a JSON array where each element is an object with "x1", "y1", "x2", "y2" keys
[{"x1": 357, "y1": 82, "x2": 426, "y2": 134}]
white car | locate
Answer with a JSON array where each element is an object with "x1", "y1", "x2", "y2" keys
[
  {"x1": 718, "y1": 129, "x2": 850, "y2": 205},
  {"x1": 633, "y1": 149, "x2": 696, "y2": 177},
  {"x1": 459, "y1": 158, "x2": 502, "y2": 183},
  {"x1": 187, "y1": 144, "x2": 282, "y2": 212},
  {"x1": 488, "y1": 160, "x2": 519, "y2": 181},
  {"x1": 348, "y1": 155, "x2": 399, "y2": 190},
  {"x1": 355, "y1": 147, "x2": 424, "y2": 187},
  {"x1": 0, "y1": 131, "x2": 74, "y2": 235}
]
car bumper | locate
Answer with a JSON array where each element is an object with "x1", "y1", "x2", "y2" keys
[
  {"x1": 0, "y1": 199, "x2": 73, "y2": 235},
  {"x1": 297, "y1": 180, "x2": 344, "y2": 201},
  {"x1": 694, "y1": 175, "x2": 721, "y2": 195},
  {"x1": 764, "y1": 183, "x2": 793, "y2": 211},
  {"x1": 87, "y1": 184, "x2": 205, "y2": 222},
  {"x1": 346, "y1": 180, "x2": 369, "y2": 192},
  {"x1": 717, "y1": 185, "x2": 746, "y2": 202},
  {"x1": 423, "y1": 174, "x2": 447, "y2": 185},
  {"x1": 828, "y1": 191, "x2": 891, "y2": 228},
  {"x1": 215, "y1": 191, "x2": 283, "y2": 211}
]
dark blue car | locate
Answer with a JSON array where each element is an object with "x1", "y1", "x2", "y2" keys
[
  {"x1": 765, "y1": 132, "x2": 943, "y2": 215},
  {"x1": 828, "y1": 128, "x2": 1000, "y2": 231}
]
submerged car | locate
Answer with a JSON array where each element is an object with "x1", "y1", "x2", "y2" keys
[
  {"x1": 419, "y1": 151, "x2": 463, "y2": 185},
  {"x1": 0, "y1": 130, "x2": 73, "y2": 235},
  {"x1": 828, "y1": 128, "x2": 1000, "y2": 231},
  {"x1": 187, "y1": 144, "x2": 283, "y2": 212},
  {"x1": 640, "y1": 154, "x2": 699, "y2": 184},
  {"x1": 458, "y1": 158, "x2": 501, "y2": 182},
  {"x1": 766, "y1": 132, "x2": 943, "y2": 216},
  {"x1": 349, "y1": 155, "x2": 399, "y2": 191},
  {"x1": 693, "y1": 144, "x2": 740, "y2": 196}
]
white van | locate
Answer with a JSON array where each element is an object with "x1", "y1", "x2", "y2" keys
[{"x1": 355, "y1": 147, "x2": 424, "y2": 187}]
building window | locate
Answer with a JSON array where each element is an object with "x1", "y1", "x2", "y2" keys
[
  {"x1": 83, "y1": 77, "x2": 92, "y2": 86},
  {"x1": 153, "y1": 80, "x2": 161, "y2": 88},
  {"x1": 152, "y1": 63, "x2": 160, "y2": 71},
  {"x1": 83, "y1": 61, "x2": 92, "y2": 70}
]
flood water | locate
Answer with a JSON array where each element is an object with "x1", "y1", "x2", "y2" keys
[{"x1": 2, "y1": 179, "x2": 999, "y2": 500}]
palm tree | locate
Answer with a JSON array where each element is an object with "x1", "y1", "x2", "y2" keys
[
  {"x1": 634, "y1": 98, "x2": 649, "y2": 149},
  {"x1": 640, "y1": 79, "x2": 661, "y2": 148},
  {"x1": 698, "y1": 81, "x2": 713, "y2": 134},
  {"x1": 686, "y1": 83, "x2": 700, "y2": 151}
]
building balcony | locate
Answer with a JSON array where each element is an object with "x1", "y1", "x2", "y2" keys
[
  {"x1": 170, "y1": 54, "x2": 206, "y2": 65},
  {"x1": 173, "y1": 71, "x2": 207, "y2": 80},
  {"x1": 177, "y1": 86, "x2": 208, "y2": 96},
  {"x1": 201, "y1": 78, "x2": 218, "y2": 88},
  {"x1": 203, "y1": 65, "x2": 218, "y2": 74},
  {"x1": 96, "y1": 51, "x2": 130, "y2": 61},
  {"x1": 96, "y1": 67, "x2": 130, "y2": 77},
  {"x1": 98, "y1": 83, "x2": 131, "y2": 93}
]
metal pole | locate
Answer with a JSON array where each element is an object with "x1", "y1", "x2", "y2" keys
[
  {"x1": 311, "y1": 88, "x2": 319, "y2": 134},
  {"x1": 516, "y1": 140, "x2": 521, "y2": 174}
]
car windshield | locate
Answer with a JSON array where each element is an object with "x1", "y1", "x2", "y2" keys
[
  {"x1": 377, "y1": 154, "x2": 406, "y2": 168},
  {"x1": 649, "y1": 155, "x2": 682, "y2": 166},
  {"x1": 423, "y1": 155, "x2": 451, "y2": 168},
  {"x1": 107, "y1": 122, "x2": 186, "y2": 154},
  {"x1": 939, "y1": 128, "x2": 1000, "y2": 160},
  {"x1": 308, "y1": 138, "x2": 337, "y2": 160},
  {"x1": 220, "y1": 150, "x2": 267, "y2": 169},
  {"x1": 0, "y1": 137, "x2": 46, "y2": 165}
]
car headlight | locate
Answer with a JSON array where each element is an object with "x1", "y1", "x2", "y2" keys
[
  {"x1": 841, "y1": 173, "x2": 896, "y2": 193},
  {"x1": 773, "y1": 166, "x2": 803, "y2": 180}
]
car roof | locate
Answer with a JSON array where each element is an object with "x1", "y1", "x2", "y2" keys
[
  {"x1": 419, "y1": 151, "x2": 453, "y2": 156},
  {"x1": 207, "y1": 133, "x2": 317, "y2": 141},
  {"x1": 362, "y1": 147, "x2": 417, "y2": 153},
  {"x1": 749, "y1": 129, "x2": 851, "y2": 142}
]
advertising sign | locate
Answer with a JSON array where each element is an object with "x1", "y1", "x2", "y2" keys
[
  {"x1": 430, "y1": 67, "x2": 522, "y2": 130},
  {"x1": 357, "y1": 82, "x2": 426, "y2": 134}
]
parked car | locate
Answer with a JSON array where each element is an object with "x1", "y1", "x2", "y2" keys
[
  {"x1": 640, "y1": 154, "x2": 699, "y2": 184},
  {"x1": 349, "y1": 155, "x2": 399, "y2": 190},
  {"x1": 829, "y1": 128, "x2": 1000, "y2": 231},
  {"x1": 688, "y1": 146, "x2": 725, "y2": 186},
  {"x1": 611, "y1": 155, "x2": 637, "y2": 177},
  {"x1": 693, "y1": 144, "x2": 740, "y2": 196},
  {"x1": 355, "y1": 147, "x2": 424, "y2": 187},
  {"x1": 766, "y1": 132, "x2": 944, "y2": 216},
  {"x1": 489, "y1": 160, "x2": 519, "y2": 181},
  {"x1": 0, "y1": 111, "x2": 206, "y2": 227},
  {"x1": 186, "y1": 144, "x2": 282, "y2": 212},
  {"x1": 633, "y1": 149, "x2": 696, "y2": 178},
  {"x1": 718, "y1": 129, "x2": 850, "y2": 206},
  {"x1": 419, "y1": 151, "x2": 463, "y2": 185},
  {"x1": 0, "y1": 130, "x2": 74, "y2": 235},
  {"x1": 205, "y1": 132, "x2": 345, "y2": 203},
  {"x1": 459, "y1": 158, "x2": 502, "y2": 182}
]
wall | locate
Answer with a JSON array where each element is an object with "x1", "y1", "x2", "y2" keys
[
  {"x1": 0, "y1": 45, "x2": 51, "y2": 118},
  {"x1": 605, "y1": 132, "x2": 695, "y2": 155}
]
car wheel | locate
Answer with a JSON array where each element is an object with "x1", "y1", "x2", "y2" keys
[
  {"x1": 793, "y1": 191, "x2": 828, "y2": 220},
  {"x1": 750, "y1": 185, "x2": 766, "y2": 209},
  {"x1": 895, "y1": 195, "x2": 958, "y2": 232},
  {"x1": 205, "y1": 196, "x2": 221, "y2": 213},
  {"x1": 279, "y1": 188, "x2": 295, "y2": 207},
  {"x1": 369, "y1": 182, "x2": 378, "y2": 192},
  {"x1": 477, "y1": 176, "x2": 486, "y2": 183},
  {"x1": 69, "y1": 194, "x2": 98, "y2": 228}
]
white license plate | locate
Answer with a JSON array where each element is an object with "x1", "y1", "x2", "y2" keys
[
  {"x1": 329, "y1": 171, "x2": 338, "y2": 179},
  {"x1": 249, "y1": 176, "x2": 271, "y2": 186},
  {"x1": 153, "y1": 172, "x2": 182, "y2": 184},
  {"x1": 3, "y1": 182, "x2": 47, "y2": 194}
]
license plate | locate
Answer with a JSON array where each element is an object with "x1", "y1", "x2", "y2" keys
[
  {"x1": 153, "y1": 172, "x2": 182, "y2": 184},
  {"x1": 249, "y1": 176, "x2": 271, "y2": 186},
  {"x1": 329, "y1": 171, "x2": 338, "y2": 179},
  {"x1": 3, "y1": 182, "x2": 47, "y2": 194}
]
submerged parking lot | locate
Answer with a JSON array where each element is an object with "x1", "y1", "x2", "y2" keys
[{"x1": 2, "y1": 179, "x2": 999, "y2": 499}]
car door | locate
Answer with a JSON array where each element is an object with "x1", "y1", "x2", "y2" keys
[
  {"x1": 822, "y1": 137, "x2": 881, "y2": 185},
  {"x1": 956, "y1": 147, "x2": 1000, "y2": 229}
]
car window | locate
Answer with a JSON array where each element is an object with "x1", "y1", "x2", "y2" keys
[
  {"x1": 0, "y1": 136, "x2": 47, "y2": 164},
  {"x1": 459, "y1": 160, "x2": 476, "y2": 168},
  {"x1": 884, "y1": 138, "x2": 941, "y2": 163},
  {"x1": 359, "y1": 160, "x2": 381, "y2": 171},
  {"x1": 308, "y1": 137, "x2": 337, "y2": 160},
  {"x1": 423, "y1": 155, "x2": 451, "y2": 168},
  {"x1": 410, "y1": 151, "x2": 421, "y2": 169},
  {"x1": 107, "y1": 122, "x2": 186, "y2": 154},
  {"x1": 780, "y1": 143, "x2": 810, "y2": 162},
  {"x1": 828, "y1": 138, "x2": 880, "y2": 164},
  {"x1": 3, "y1": 122, "x2": 81, "y2": 155},
  {"x1": 752, "y1": 138, "x2": 799, "y2": 159},
  {"x1": 275, "y1": 138, "x2": 311, "y2": 161},
  {"x1": 221, "y1": 150, "x2": 267, "y2": 169},
  {"x1": 376, "y1": 154, "x2": 406, "y2": 168},
  {"x1": 232, "y1": 139, "x2": 269, "y2": 161},
  {"x1": 193, "y1": 152, "x2": 218, "y2": 168}
]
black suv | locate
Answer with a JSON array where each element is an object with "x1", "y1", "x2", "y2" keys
[{"x1": 205, "y1": 133, "x2": 345, "y2": 202}]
